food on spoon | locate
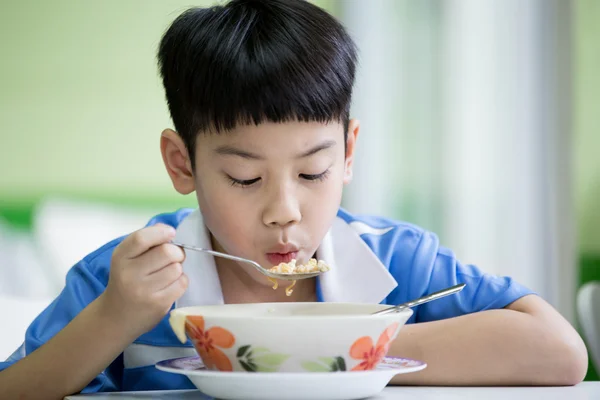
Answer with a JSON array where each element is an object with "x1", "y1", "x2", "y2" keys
[
  {"x1": 267, "y1": 259, "x2": 330, "y2": 296},
  {"x1": 269, "y1": 259, "x2": 330, "y2": 274}
]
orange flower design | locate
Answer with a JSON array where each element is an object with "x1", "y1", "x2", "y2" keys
[
  {"x1": 185, "y1": 316, "x2": 235, "y2": 371},
  {"x1": 349, "y1": 322, "x2": 399, "y2": 371}
]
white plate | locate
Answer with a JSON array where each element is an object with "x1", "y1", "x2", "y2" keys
[{"x1": 156, "y1": 356, "x2": 427, "y2": 400}]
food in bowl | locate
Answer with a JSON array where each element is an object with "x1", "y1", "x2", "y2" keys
[
  {"x1": 168, "y1": 302, "x2": 412, "y2": 373},
  {"x1": 267, "y1": 259, "x2": 330, "y2": 296}
]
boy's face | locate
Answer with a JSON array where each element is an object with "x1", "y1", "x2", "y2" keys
[{"x1": 161, "y1": 119, "x2": 359, "y2": 284}]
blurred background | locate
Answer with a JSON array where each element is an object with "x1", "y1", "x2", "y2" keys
[{"x1": 0, "y1": 0, "x2": 598, "y2": 380}]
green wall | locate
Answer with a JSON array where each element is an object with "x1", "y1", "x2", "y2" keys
[
  {"x1": 575, "y1": 0, "x2": 600, "y2": 255},
  {"x1": 574, "y1": 0, "x2": 600, "y2": 381},
  {"x1": 0, "y1": 0, "x2": 335, "y2": 208}
]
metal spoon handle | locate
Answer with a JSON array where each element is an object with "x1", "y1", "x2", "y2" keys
[
  {"x1": 171, "y1": 241, "x2": 264, "y2": 270},
  {"x1": 372, "y1": 283, "x2": 466, "y2": 315}
]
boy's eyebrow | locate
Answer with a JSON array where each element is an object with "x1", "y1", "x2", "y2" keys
[
  {"x1": 298, "y1": 140, "x2": 337, "y2": 158},
  {"x1": 214, "y1": 145, "x2": 263, "y2": 160},
  {"x1": 214, "y1": 140, "x2": 337, "y2": 160}
]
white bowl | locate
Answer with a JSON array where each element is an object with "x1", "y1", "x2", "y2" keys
[{"x1": 168, "y1": 302, "x2": 412, "y2": 373}]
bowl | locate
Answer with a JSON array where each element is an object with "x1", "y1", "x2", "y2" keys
[{"x1": 168, "y1": 302, "x2": 412, "y2": 373}]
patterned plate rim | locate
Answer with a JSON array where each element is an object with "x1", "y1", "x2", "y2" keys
[{"x1": 155, "y1": 356, "x2": 427, "y2": 375}]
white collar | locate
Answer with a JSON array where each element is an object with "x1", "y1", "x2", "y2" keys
[{"x1": 174, "y1": 209, "x2": 397, "y2": 307}]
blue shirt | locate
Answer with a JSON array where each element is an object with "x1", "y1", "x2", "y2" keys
[{"x1": 1, "y1": 207, "x2": 534, "y2": 392}]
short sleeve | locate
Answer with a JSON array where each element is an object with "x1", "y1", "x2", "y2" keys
[
  {"x1": 389, "y1": 230, "x2": 535, "y2": 323},
  {"x1": 0, "y1": 242, "x2": 123, "y2": 393}
]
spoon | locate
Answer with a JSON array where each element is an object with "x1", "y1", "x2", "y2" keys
[
  {"x1": 371, "y1": 283, "x2": 466, "y2": 315},
  {"x1": 171, "y1": 241, "x2": 325, "y2": 281}
]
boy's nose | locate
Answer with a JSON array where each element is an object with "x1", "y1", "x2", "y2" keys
[{"x1": 262, "y1": 185, "x2": 302, "y2": 228}]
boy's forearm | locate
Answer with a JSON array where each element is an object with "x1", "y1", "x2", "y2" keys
[
  {"x1": 388, "y1": 299, "x2": 587, "y2": 386},
  {"x1": 0, "y1": 294, "x2": 137, "y2": 400}
]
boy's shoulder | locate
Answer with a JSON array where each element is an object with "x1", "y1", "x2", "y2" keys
[
  {"x1": 336, "y1": 207, "x2": 440, "y2": 256},
  {"x1": 337, "y1": 207, "x2": 426, "y2": 234},
  {"x1": 336, "y1": 207, "x2": 469, "y2": 279}
]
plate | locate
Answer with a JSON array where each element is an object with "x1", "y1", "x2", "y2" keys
[{"x1": 156, "y1": 356, "x2": 427, "y2": 400}]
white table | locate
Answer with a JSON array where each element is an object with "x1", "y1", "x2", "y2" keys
[{"x1": 65, "y1": 382, "x2": 600, "y2": 400}]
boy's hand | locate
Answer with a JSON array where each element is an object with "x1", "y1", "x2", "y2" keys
[{"x1": 100, "y1": 224, "x2": 189, "y2": 335}]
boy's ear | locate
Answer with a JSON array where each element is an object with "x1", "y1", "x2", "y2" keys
[
  {"x1": 343, "y1": 119, "x2": 360, "y2": 184},
  {"x1": 160, "y1": 129, "x2": 196, "y2": 195}
]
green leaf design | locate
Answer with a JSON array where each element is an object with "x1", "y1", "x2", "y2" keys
[
  {"x1": 237, "y1": 345, "x2": 250, "y2": 358},
  {"x1": 301, "y1": 361, "x2": 331, "y2": 372},
  {"x1": 236, "y1": 345, "x2": 290, "y2": 372},
  {"x1": 239, "y1": 360, "x2": 256, "y2": 372},
  {"x1": 302, "y1": 356, "x2": 348, "y2": 372},
  {"x1": 318, "y1": 357, "x2": 335, "y2": 365},
  {"x1": 253, "y1": 353, "x2": 290, "y2": 367},
  {"x1": 335, "y1": 356, "x2": 347, "y2": 371},
  {"x1": 255, "y1": 365, "x2": 277, "y2": 372},
  {"x1": 252, "y1": 347, "x2": 270, "y2": 354}
]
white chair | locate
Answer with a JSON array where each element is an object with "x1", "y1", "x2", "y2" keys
[
  {"x1": 0, "y1": 295, "x2": 52, "y2": 361},
  {"x1": 577, "y1": 281, "x2": 600, "y2": 372}
]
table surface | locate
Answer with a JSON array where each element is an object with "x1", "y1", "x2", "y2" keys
[{"x1": 65, "y1": 382, "x2": 600, "y2": 400}]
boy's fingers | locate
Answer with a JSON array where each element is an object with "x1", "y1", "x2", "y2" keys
[
  {"x1": 146, "y1": 262, "x2": 184, "y2": 292},
  {"x1": 135, "y1": 244, "x2": 186, "y2": 275},
  {"x1": 121, "y1": 224, "x2": 177, "y2": 259},
  {"x1": 157, "y1": 272, "x2": 189, "y2": 302}
]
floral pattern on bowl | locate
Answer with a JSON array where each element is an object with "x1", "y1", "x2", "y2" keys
[
  {"x1": 301, "y1": 322, "x2": 399, "y2": 372},
  {"x1": 185, "y1": 316, "x2": 235, "y2": 371},
  {"x1": 348, "y1": 322, "x2": 399, "y2": 370},
  {"x1": 185, "y1": 315, "x2": 401, "y2": 373},
  {"x1": 171, "y1": 302, "x2": 413, "y2": 373}
]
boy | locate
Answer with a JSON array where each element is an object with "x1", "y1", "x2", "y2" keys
[{"x1": 0, "y1": 0, "x2": 588, "y2": 398}]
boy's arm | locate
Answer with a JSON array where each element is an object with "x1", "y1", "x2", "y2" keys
[
  {"x1": 0, "y1": 295, "x2": 137, "y2": 400},
  {"x1": 388, "y1": 294, "x2": 588, "y2": 386},
  {"x1": 0, "y1": 224, "x2": 188, "y2": 400}
]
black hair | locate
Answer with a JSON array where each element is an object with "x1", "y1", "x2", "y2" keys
[{"x1": 157, "y1": 0, "x2": 358, "y2": 162}]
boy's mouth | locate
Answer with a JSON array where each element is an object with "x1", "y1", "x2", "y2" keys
[{"x1": 266, "y1": 251, "x2": 298, "y2": 266}]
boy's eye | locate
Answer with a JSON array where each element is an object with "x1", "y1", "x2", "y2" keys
[
  {"x1": 300, "y1": 169, "x2": 330, "y2": 182},
  {"x1": 228, "y1": 176, "x2": 260, "y2": 187},
  {"x1": 227, "y1": 169, "x2": 330, "y2": 187}
]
